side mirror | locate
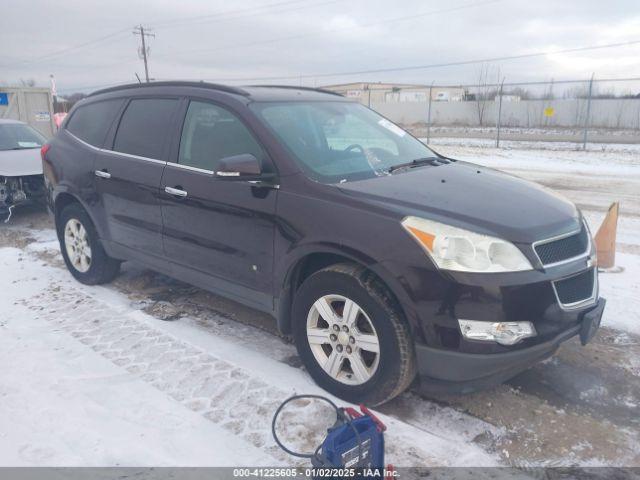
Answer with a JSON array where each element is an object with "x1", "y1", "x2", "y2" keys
[{"x1": 215, "y1": 153, "x2": 261, "y2": 178}]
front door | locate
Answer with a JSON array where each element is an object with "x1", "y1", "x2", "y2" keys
[
  {"x1": 95, "y1": 97, "x2": 180, "y2": 257},
  {"x1": 160, "y1": 100, "x2": 278, "y2": 309}
]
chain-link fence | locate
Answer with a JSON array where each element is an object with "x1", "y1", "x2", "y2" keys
[{"x1": 325, "y1": 76, "x2": 640, "y2": 148}]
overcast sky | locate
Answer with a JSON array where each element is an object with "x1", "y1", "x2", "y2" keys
[{"x1": 1, "y1": 0, "x2": 639, "y2": 94}]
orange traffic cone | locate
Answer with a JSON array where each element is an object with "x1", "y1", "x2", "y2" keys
[{"x1": 594, "y1": 202, "x2": 619, "y2": 269}]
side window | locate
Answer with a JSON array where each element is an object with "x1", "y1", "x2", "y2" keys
[
  {"x1": 178, "y1": 101, "x2": 264, "y2": 171},
  {"x1": 113, "y1": 98, "x2": 178, "y2": 159},
  {"x1": 66, "y1": 99, "x2": 123, "y2": 147}
]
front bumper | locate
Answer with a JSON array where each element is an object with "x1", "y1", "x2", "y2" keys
[
  {"x1": 0, "y1": 175, "x2": 46, "y2": 216},
  {"x1": 415, "y1": 298, "x2": 606, "y2": 394}
]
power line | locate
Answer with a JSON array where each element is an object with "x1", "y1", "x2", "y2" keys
[
  {"x1": 149, "y1": 0, "x2": 323, "y2": 29},
  {"x1": 156, "y1": 0, "x2": 503, "y2": 60},
  {"x1": 200, "y1": 39, "x2": 640, "y2": 82},
  {"x1": 348, "y1": 76, "x2": 640, "y2": 90},
  {"x1": 157, "y1": 0, "x2": 341, "y2": 31},
  {"x1": 0, "y1": 28, "x2": 131, "y2": 68},
  {"x1": 0, "y1": 1, "x2": 324, "y2": 69},
  {"x1": 0, "y1": 0, "x2": 336, "y2": 69}
]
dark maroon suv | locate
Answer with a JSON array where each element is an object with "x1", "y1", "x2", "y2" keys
[{"x1": 42, "y1": 81, "x2": 605, "y2": 405}]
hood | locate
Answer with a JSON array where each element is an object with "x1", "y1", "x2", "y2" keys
[
  {"x1": 0, "y1": 148, "x2": 43, "y2": 177},
  {"x1": 337, "y1": 161, "x2": 580, "y2": 244}
]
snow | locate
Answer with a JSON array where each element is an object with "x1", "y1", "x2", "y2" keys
[
  {"x1": 427, "y1": 137, "x2": 640, "y2": 173},
  {"x1": 0, "y1": 247, "x2": 273, "y2": 466},
  {"x1": 0, "y1": 237, "x2": 499, "y2": 467},
  {"x1": 598, "y1": 253, "x2": 640, "y2": 335}
]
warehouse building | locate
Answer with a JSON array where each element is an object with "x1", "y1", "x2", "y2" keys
[{"x1": 321, "y1": 82, "x2": 467, "y2": 104}]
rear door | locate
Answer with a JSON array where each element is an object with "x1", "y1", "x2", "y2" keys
[
  {"x1": 94, "y1": 97, "x2": 180, "y2": 257},
  {"x1": 56, "y1": 98, "x2": 124, "y2": 236},
  {"x1": 160, "y1": 99, "x2": 278, "y2": 309}
]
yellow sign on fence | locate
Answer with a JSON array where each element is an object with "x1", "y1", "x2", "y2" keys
[{"x1": 543, "y1": 107, "x2": 555, "y2": 117}]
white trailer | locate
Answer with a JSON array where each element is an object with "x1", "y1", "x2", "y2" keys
[{"x1": 0, "y1": 87, "x2": 55, "y2": 139}]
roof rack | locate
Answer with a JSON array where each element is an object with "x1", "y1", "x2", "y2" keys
[
  {"x1": 247, "y1": 85, "x2": 344, "y2": 97},
  {"x1": 89, "y1": 81, "x2": 249, "y2": 97}
]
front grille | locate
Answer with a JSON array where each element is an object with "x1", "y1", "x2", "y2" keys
[
  {"x1": 553, "y1": 269, "x2": 595, "y2": 306},
  {"x1": 535, "y1": 227, "x2": 589, "y2": 266}
]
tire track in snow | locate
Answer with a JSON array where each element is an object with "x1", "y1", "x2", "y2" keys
[
  {"x1": 18, "y1": 276, "x2": 496, "y2": 467},
  {"x1": 22, "y1": 286, "x2": 297, "y2": 463}
]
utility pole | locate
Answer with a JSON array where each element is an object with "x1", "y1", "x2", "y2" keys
[
  {"x1": 133, "y1": 25, "x2": 155, "y2": 83},
  {"x1": 582, "y1": 73, "x2": 595, "y2": 151},
  {"x1": 426, "y1": 81, "x2": 434, "y2": 144},
  {"x1": 495, "y1": 77, "x2": 505, "y2": 148}
]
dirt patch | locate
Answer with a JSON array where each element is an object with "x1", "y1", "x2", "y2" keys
[
  {"x1": 0, "y1": 206, "x2": 51, "y2": 249},
  {"x1": 31, "y1": 248, "x2": 65, "y2": 268},
  {"x1": 113, "y1": 265, "x2": 283, "y2": 338},
  {"x1": 0, "y1": 228, "x2": 36, "y2": 249},
  {"x1": 437, "y1": 385, "x2": 639, "y2": 466},
  {"x1": 618, "y1": 243, "x2": 640, "y2": 256},
  {"x1": 423, "y1": 330, "x2": 640, "y2": 466}
]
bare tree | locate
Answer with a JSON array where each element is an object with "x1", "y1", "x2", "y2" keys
[
  {"x1": 65, "y1": 92, "x2": 88, "y2": 107},
  {"x1": 503, "y1": 87, "x2": 532, "y2": 100},
  {"x1": 19, "y1": 78, "x2": 36, "y2": 87},
  {"x1": 474, "y1": 64, "x2": 496, "y2": 127},
  {"x1": 614, "y1": 100, "x2": 627, "y2": 129},
  {"x1": 540, "y1": 79, "x2": 555, "y2": 100}
]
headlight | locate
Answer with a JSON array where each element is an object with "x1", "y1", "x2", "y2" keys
[{"x1": 401, "y1": 216, "x2": 533, "y2": 273}]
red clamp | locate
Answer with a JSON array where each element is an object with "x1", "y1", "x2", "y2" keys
[
  {"x1": 343, "y1": 407, "x2": 362, "y2": 419},
  {"x1": 359, "y1": 404, "x2": 387, "y2": 432}
]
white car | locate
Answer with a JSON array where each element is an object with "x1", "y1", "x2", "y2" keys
[{"x1": 0, "y1": 119, "x2": 47, "y2": 220}]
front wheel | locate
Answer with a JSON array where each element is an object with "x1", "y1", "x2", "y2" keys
[{"x1": 292, "y1": 263, "x2": 416, "y2": 405}]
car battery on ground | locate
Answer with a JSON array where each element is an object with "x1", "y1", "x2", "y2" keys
[{"x1": 272, "y1": 395, "x2": 389, "y2": 476}]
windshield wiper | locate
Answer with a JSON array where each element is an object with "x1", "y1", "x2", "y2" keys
[{"x1": 387, "y1": 157, "x2": 445, "y2": 173}]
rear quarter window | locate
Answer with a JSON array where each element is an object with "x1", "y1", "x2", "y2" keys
[
  {"x1": 113, "y1": 98, "x2": 179, "y2": 159},
  {"x1": 66, "y1": 99, "x2": 123, "y2": 147}
]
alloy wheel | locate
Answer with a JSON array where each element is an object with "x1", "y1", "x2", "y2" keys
[
  {"x1": 64, "y1": 218, "x2": 92, "y2": 273},
  {"x1": 306, "y1": 294, "x2": 380, "y2": 385}
]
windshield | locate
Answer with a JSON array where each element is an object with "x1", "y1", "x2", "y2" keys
[
  {"x1": 250, "y1": 101, "x2": 437, "y2": 183},
  {"x1": 0, "y1": 123, "x2": 47, "y2": 151}
]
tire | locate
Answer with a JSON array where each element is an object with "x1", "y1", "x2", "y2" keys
[
  {"x1": 57, "y1": 203, "x2": 120, "y2": 285},
  {"x1": 292, "y1": 263, "x2": 416, "y2": 405}
]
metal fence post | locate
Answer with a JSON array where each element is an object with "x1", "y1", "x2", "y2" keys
[
  {"x1": 426, "y1": 81, "x2": 434, "y2": 143},
  {"x1": 495, "y1": 78, "x2": 505, "y2": 148},
  {"x1": 582, "y1": 73, "x2": 595, "y2": 150}
]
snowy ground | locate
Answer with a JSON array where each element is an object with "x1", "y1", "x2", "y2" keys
[
  {"x1": 0, "y1": 142, "x2": 639, "y2": 468},
  {"x1": 0, "y1": 227, "x2": 497, "y2": 468},
  {"x1": 409, "y1": 125, "x2": 640, "y2": 145}
]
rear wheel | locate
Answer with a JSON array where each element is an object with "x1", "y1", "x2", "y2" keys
[
  {"x1": 57, "y1": 203, "x2": 120, "y2": 285},
  {"x1": 292, "y1": 263, "x2": 416, "y2": 405}
]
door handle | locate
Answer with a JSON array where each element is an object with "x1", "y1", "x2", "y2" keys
[
  {"x1": 247, "y1": 180, "x2": 280, "y2": 189},
  {"x1": 165, "y1": 186, "x2": 188, "y2": 198},
  {"x1": 95, "y1": 169, "x2": 111, "y2": 179}
]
